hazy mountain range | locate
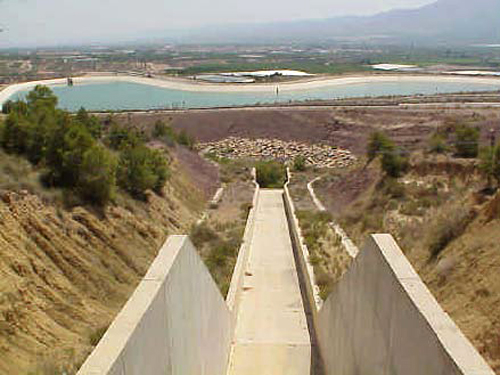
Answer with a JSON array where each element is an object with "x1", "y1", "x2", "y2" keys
[{"x1": 175, "y1": 0, "x2": 500, "y2": 45}]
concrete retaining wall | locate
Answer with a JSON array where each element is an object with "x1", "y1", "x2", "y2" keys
[
  {"x1": 77, "y1": 235, "x2": 232, "y2": 375},
  {"x1": 286, "y1": 168, "x2": 493, "y2": 374},
  {"x1": 282, "y1": 169, "x2": 324, "y2": 364},
  {"x1": 283, "y1": 178, "x2": 323, "y2": 315},
  {"x1": 226, "y1": 168, "x2": 260, "y2": 333},
  {"x1": 317, "y1": 234, "x2": 495, "y2": 375}
]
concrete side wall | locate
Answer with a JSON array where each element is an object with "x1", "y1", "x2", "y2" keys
[
  {"x1": 317, "y1": 234, "x2": 495, "y2": 375},
  {"x1": 226, "y1": 168, "x2": 259, "y2": 332},
  {"x1": 77, "y1": 235, "x2": 232, "y2": 375},
  {"x1": 282, "y1": 184, "x2": 324, "y2": 371},
  {"x1": 282, "y1": 172, "x2": 322, "y2": 335}
]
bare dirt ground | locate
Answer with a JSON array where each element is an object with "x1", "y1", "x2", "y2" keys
[
  {"x1": 312, "y1": 156, "x2": 500, "y2": 373},
  {"x1": 0, "y1": 148, "x2": 217, "y2": 375},
  {"x1": 113, "y1": 105, "x2": 500, "y2": 157},
  {"x1": 171, "y1": 146, "x2": 219, "y2": 199}
]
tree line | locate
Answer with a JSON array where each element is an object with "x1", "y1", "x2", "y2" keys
[{"x1": 0, "y1": 85, "x2": 176, "y2": 205}]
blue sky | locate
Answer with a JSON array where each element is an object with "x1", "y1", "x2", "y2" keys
[{"x1": 0, "y1": 0, "x2": 434, "y2": 47}]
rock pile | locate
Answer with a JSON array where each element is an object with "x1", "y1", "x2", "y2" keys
[{"x1": 197, "y1": 137, "x2": 356, "y2": 168}]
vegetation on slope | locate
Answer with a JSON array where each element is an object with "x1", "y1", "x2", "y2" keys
[
  {"x1": 189, "y1": 158, "x2": 255, "y2": 296},
  {"x1": 1, "y1": 86, "x2": 171, "y2": 205},
  {"x1": 296, "y1": 210, "x2": 352, "y2": 300},
  {"x1": 0, "y1": 87, "x2": 218, "y2": 374},
  {"x1": 286, "y1": 170, "x2": 353, "y2": 301},
  {"x1": 315, "y1": 124, "x2": 500, "y2": 372},
  {"x1": 0, "y1": 150, "x2": 208, "y2": 375},
  {"x1": 255, "y1": 160, "x2": 286, "y2": 188}
]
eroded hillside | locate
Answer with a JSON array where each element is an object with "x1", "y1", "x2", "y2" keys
[
  {"x1": 314, "y1": 154, "x2": 500, "y2": 372},
  {"x1": 0, "y1": 149, "x2": 216, "y2": 374}
]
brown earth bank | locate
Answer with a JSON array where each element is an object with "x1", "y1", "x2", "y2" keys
[
  {"x1": 2, "y1": 102, "x2": 499, "y2": 373},
  {"x1": 312, "y1": 154, "x2": 500, "y2": 373},
  {"x1": 110, "y1": 106, "x2": 500, "y2": 156},
  {"x1": 0, "y1": 147, "x2": 217, "y2": 375}
]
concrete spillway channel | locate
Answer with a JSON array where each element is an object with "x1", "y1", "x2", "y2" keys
[
  {"x1": 227, "y1": 189, "x2": 314, "y2": 375},
  {"x1": 77, "y1": 176, "x2": 495, "y2": 375}
]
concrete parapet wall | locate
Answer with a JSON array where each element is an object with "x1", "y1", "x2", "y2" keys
[
  {"x1": 226, "y1": 168, "x2": 260, "y2": 332},
  {"x1": 317, "y1": 234, "x2": 495, "y2": 375},
  {"x1": 77, "y1": 235, "x2": 232, "y2": 375},
  {"x1": 282, "y1": 169, "x2": 323, "y2": 340},
  {"x1": 283, "y1": 184, "x2": 323, "y2": 312}
]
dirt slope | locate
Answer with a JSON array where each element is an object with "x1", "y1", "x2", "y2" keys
[
  {"x1": 110, "y1": 106, "x2": 500, "y2": 156},
  {"x1": 0, "y1": 151, "x2": 216, "y2": 374},
  {"x1": 314, "y1": 157, "x2": 500, "y2": 372}
]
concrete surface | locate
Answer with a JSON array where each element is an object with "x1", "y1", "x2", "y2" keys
[
  {"x1": 283, "y1": 181, "x2": 323, "y2": 317},
  {"x1": 227, "y1": 189, "x2": 311, "y2": 375},
  {"x1": 226, "y1": 169, "x2": 260, "y2": 334},
  {"x1": 316, "y1": 234, "x2": 495, "y2": 375},
  {"x1": 76, "y1": 172, "x2": 495, "y2": 375},
  {"x1": 77, "y1": 236, "x2": 232, "y2": 375}
]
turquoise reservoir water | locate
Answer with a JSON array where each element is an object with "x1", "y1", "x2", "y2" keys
[{"x1": 9, "y1": 80, "x2": 500, "y2": 111}]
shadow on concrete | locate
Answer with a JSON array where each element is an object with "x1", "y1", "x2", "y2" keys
[{"x1": 283, "y1": 194, "x2": 325, "y2": 375}]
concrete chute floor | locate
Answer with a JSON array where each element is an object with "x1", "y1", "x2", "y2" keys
[{"x1": 227, "y1": 189, "x2": 311, "y2": 375}]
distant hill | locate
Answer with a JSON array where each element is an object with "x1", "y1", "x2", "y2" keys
[{"x1": 178, "y1": 0, "x2": 500, "y2": 45}]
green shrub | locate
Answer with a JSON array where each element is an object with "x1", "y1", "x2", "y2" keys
[
  {"x1": 59, "y1": 124, "x2": 95, "y2": 186},
  {"x1": 78, "y1": 145, "x2": 117, "y2": 205},
  {"x1": 26, "y1": 85, "x2": 58, "y2": 109},
  {"x1": 1, "y1": 100, "x2": 14, "y2": 114},
  {"x1": 190, "y1": 223, "x2": 220, "y2": 248},
  {"x1": 366, "y1": 131, "x2": 394, "y2": 162},
  {"x1": 366, "y1": 131, "x2": 408, "y2": 177},
  {"x1": 255, "y1": 160, "x2": 286, "y2": 188},
  {"x1": 117, "y1": 146, "x2": 169, "y2": 198},
  {"x1": 153, "y1": 120, "x2": 177, "y2": 146},
  {"x1": 76, "y1": 107, "x2": 102, "y2": 139},
  {"x1": 177, "y1": 130, "x2": 195, "y2": 149},
  {"x1": 0, "y1": 86, "x2": 170, "y2": 206},
  {"x1": 2, "y1": 100, "x2": 28, "y2": 116},
  {"x1": 479, "y1": 143, "x2": 500, "y2": 185},
  {"x1": 1, "y1": 113, "x2": 30, "y2": 154},
  {"x1": 454, "y1": 124, "x2": 479, "y2": 158},
  {"x1": 381, "y1": 149, "x2": 409, "y2": 178},
  {"x1": 382, "y1": 177, "x2": 406, "y2": 198},
  {"x1": 107, "y1": 123, "x2": 142, "y2": 150},
  {"x1": 293, "y1": 156, "x2": 307, "y2": 171},
  {"x1": 428, "y1": 132, "x2": 448, "y2": 154}
]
